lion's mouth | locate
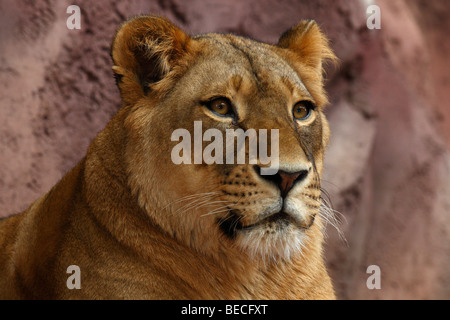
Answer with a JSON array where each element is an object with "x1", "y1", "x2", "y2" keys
[
  {"x1": 217, "y1": 209, "x2": 315, "y2": 238},
  {"x1": 238, "y1": 211, "x2": 292, "y2": 231}
]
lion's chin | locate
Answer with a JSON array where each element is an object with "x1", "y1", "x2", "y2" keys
[
  {"x1": 214, "y1": 208, "x2": 315, "y2": 261},
  {"x1": 234, "y1": 222, "x2": 308, "y2": 262}
]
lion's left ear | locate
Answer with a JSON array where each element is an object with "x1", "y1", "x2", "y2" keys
[
  {"x1": 111, "y1": 15, "x2": 192, "y2": 106},
  {"x1": 277, "y1": 20, "x2": 336, "y2": 74}
]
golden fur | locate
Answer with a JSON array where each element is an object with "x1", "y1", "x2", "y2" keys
[{"x1": 0, "y1": 16, "x2": 337, "y2": 299}]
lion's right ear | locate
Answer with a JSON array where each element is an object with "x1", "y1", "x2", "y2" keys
[
  {"x1": 111, "y1": 15, "x2": 191, "y2": 105},
  {"x1": 277, "y1": 20, "x2": 336, "y2": 75}
]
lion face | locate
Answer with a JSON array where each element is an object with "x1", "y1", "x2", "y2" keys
[{"x1": 111, "y1": 16, "x2": 336, "y2": 261}]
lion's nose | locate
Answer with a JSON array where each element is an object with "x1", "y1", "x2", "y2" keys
[{"x1": 254, "y1": 166, "x2": 309, "y2": 197}]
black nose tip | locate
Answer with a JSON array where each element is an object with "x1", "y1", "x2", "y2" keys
[{"x1": 254, "y1": 166, "x2": 309, "y2": 197}]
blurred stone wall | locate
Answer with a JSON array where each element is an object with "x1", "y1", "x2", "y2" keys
[{"x1": 0, "y1": 0, "x2": 448, "y2": 299}]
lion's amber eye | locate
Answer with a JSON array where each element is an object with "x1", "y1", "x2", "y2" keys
[
  {"x1": 293, "y1": 101, "x2": 313, "y2": 120},
  {"x1": 207, "y1": 98, "x2": 232, "y2": 117}
]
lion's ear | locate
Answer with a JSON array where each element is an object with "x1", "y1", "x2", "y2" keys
[
  {"x1": 111, "y1": 15, "x2": 191, "y2": 105},
  {"x1": 277, "y1": 20, "x2": 336, "y2": 73}
]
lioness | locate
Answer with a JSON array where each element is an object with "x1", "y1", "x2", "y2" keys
[{"x1": 0, "y1": 15, "x2": 337, "y2": 299}]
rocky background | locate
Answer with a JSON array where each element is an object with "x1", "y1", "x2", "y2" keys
[{"x1": 0, "y1": 0, "x2": 448, "y2": 299}]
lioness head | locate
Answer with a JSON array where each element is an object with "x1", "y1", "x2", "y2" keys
[{"x1": 111, "y1": 16, "x2": 336, "y2": 261}]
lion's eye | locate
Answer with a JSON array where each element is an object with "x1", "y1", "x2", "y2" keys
[
  {"x1": 293, "y1": 101, "x2": 313, "y2": 120},
  {"x1": 207, "y1": 98, "x2": 232, "y2": 117}
]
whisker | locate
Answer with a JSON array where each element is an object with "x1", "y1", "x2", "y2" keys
[
  {"x1": 318, "y1": 195, "x2": 347, "y2": 244},
  {"x1": 162, "y1": 191, "x2": 220, "y2": 210},
  {"x1": 173, "y1": 195, "x2": 222, "y2": 216},
  {"x1": 196, "y1": 201, "x2": 235, "y2": 217},
  {"x1": 200, "y1": 207, "x2": 231, "y2": 218}
]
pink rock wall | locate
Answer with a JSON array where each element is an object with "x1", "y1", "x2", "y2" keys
[{"x1": 0, "y1": 0, "x2": 448, "y2": 299}]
